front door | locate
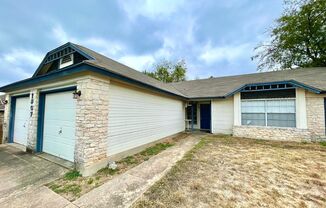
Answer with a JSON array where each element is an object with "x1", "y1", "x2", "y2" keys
[{"x1": 200, "y1": 104, "x2": 211, "y2": 131}]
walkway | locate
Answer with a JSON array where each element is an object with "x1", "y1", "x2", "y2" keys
[{"x1": 71, "y1": 134, "x2": 202, "y2": 208}]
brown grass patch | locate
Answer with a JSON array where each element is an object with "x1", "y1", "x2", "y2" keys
[
  {"x1": 47, "y1": 133, "x2": 188, "y2": 201},
  {"x1": 132, "y1": 135, "x2": 326, "y2": 208}
]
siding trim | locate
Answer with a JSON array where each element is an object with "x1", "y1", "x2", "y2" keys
[{"x1": 226, "y1": 80, "x2": 322, "y2": 97}]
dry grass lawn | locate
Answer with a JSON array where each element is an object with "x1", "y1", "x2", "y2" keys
[
  {"x1": 133, "y1": 135, "x2": 326, "y2": 208},
  {"x1": 47, "y1": 133, "x2": 188, "y2": 201}
]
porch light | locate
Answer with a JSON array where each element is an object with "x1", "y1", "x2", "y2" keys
[
  {"x1": 2, "y1": 100, "x2": 8, "y2": 105},
  {"x1": 73, "y1": 90, "x2": 81, "y2": 99}
]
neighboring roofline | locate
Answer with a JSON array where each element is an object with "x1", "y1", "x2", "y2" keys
[
  {"x1": 224, "y1": 80, "x2": 323, "y2": 97},
  {"x1": 31, "y1": 42, "x2": 95, "y2": 78},
  {"x1": 0, "y1": 62, "x2": 187, "y2": 100},
  {"x1": 173, "y1": 67, "x2": 324, "y2": 84}
]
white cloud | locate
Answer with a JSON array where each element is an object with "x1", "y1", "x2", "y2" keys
[
  {"x1": 52, "y1": 24, "x2": 73, "y2": 44},
  {"x1": 82, "y1": 37, "x2": 126, "y2": 57},
  {"x1": 0, "y1": 49, "x2": 43, "y2": 81},
  {"x1": 51, "y1": 24, "x2": 126, "y2": 58},
  {"x1": 3, "y1": 49, "x2": 43, "y2": 66},
  {"x1": 119, "y1": 0, "x2": 186, "y2": 20},
  {"x1": 118, "y1": 55, "x2": 155, "y2": 71},
  {"x1": 199, "y1": 42, "x2": 252, "y2": 64}
]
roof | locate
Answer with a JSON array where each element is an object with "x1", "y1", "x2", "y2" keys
[
  {"x1": 0, "y1": 42, "x2": 325, "y2": 99},
  {"x1": 170, "y1": 67, "x2": 326, "y2": 98},
  {"x1": 71, "y1": 43, "x2": 184, "y2": 97},
  {"x1": 0, "y1": 95, "x2": 5, "y2": 111}
]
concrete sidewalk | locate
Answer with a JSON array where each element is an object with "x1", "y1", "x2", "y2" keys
[{"x1": 72, "y1": 134, "x2": 202, "y2": 208}]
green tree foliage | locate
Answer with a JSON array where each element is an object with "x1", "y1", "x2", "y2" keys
[
  {"x1": 253, "y1": 0, "x2": 326, "y2": 71},
  {"x1": 143, "y1": 59, "x2": 187, "y2": 83}
]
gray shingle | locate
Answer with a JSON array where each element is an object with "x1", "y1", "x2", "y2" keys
[
  {"x1": 73, "y1": 44, "x2": 326, "y2": 99},
  {"x1": 169, "y1": 67, "x2": 326, "y2": 98},
  {"x1": 72, "y1": 43, "x2": 185, "y2": 97}
]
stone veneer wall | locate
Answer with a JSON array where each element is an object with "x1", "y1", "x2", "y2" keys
[
  {"x1": 0, "y1": 111, "x2": 4, "y2": 143},
  {"x1": 75, "y1": 77, "x2": 110, "y2": 176},
  {"x1": 2, "y1": 94, "x2": 10, "y2": 144},
  {"x1": 0, "y1": 111, "x2": 4, "y2": 124},
  {"x1": 26, "y1": 89, "x2": 39, "y2": 152},
  {"x1": 233, "y1": 125, "x2": 311, "y2": 141},
  {"x1": 306, "y1": 92, "x2": 326, "y2": 138}
]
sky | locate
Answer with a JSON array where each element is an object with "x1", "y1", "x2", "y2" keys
[{"x1": 0, "y1": 0, "x2": 284, "y2": 87}]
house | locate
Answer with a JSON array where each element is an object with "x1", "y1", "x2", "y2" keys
[
  {"x1": 0, "y1": 42, "x2": 325, "y2": 175},
  {"x1": 0, "y1": 95, "x2": 5, "y2": 143}
]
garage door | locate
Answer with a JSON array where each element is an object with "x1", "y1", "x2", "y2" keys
[
  {"x1": 42, "y1": 91, "x2": 76, "y2": 161},
  {"x1": 13, "y1": 97, "x2": 30, "y2": 145}
]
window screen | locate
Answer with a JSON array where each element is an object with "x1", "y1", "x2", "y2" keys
[
  {"x1": 241, "y1": 100, "x2": 265, "y2": 126},
  {"x1": 241, "y1": 99, "x2": 296, "y2": 128}
]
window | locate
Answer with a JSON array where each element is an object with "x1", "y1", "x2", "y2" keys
[
  {"x1": 241, "y1": 99, "x2": 296, "y2": 128},
  {"x1": 186, "y1": 104, "x2": 197, "y2": 124}
]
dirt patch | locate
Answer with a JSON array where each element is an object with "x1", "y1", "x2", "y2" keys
[
  {"x1": 133, "y1": 135, "x2": 326, "y2": 208},
  {"x1": 47, "y1": 133, "x2": 188, "y2": 201}
]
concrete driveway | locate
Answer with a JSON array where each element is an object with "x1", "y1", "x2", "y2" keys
[{"x1": 0, "y1": 144, "x2": 70, "y2": 207}]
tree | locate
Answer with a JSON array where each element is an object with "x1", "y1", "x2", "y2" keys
[
  {"x1": 143, "y1": 59, "x2": 187, "y2": 82},
  {"x1": 252, "y1": 0, "x2": 326, "y2": 71}
]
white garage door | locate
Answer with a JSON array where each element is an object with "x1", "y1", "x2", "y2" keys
[
  {"x1": 13, "y1": 97, "x2": 30, "y2": 145},
  {"x1": 42, "y1": 91, "x2": 76, "y2": 161}
]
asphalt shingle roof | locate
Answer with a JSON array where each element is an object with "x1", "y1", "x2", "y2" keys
[
  {"x1": 169, "y1": 67, "x2": 326, "y2": 98},
  {"x1": 72, "y1": 43, "x2": 185, "y2": 97},
  {"x1": 73, "y1": 43, "x2": 326, "y2": 98}
]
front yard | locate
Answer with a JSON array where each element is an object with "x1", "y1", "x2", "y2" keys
[
  {"x1": 133, "y1": 135, "x2": 326, "y2": 208},
  {"x1": 47, "y1": 133, "x2": 188, "y2": 201}
]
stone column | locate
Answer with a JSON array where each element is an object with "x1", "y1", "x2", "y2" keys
[
  {"x1": 26, "y1": 89, "x2": 39, "y2": 152},
  {"x1": 2, "y1": 94, "x2": 11, "y2": 144},
  {"x1": 306, "y1": 92, "x2": 326, "y2": 138},
  {"x1": 75, "y1": 77, "x2": 110, "y2": 176}
]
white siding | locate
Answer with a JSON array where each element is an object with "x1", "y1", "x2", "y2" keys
[
  {"x1": 211, "y1": 98, "x2": 234, "y2": 134},
  {"x1": 296, "y1": 88, "x2": 307, "y2": 129},
  {"x1": 108, "y1": 83, "x2": 185, "y2": 156}
]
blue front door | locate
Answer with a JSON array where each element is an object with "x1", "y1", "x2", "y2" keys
[{"x1": 200, "y1": 104, "x2": 211, "y2": 131}]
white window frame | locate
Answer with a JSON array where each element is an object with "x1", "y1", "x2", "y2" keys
[{"x1": 241, "y1": 98, "x2": 296, "y2": 128}]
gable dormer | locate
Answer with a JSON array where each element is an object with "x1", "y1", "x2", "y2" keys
[{"x1": 32, "y1": 42, "x2": 94, "y2": 77}]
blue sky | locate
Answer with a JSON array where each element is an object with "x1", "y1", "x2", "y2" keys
[{"x1": 0, "y1": 0, "x2": 283, "y2": 87}]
